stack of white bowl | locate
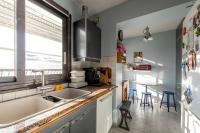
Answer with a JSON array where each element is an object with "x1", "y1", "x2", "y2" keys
[{"x1": 69, "y1": 70, "x2": 88, "y2": 88}]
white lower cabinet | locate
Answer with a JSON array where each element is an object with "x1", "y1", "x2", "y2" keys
[{"x1": 96, "y1": 92, "x2": 112, "y2": 133}]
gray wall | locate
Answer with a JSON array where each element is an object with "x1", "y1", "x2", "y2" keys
[
  {"x1": 95, "y1": 0, "x2": 192, "y2": 57},
  {"x1": 123, "y1": 30, "x2": 176, "y2": 93}
]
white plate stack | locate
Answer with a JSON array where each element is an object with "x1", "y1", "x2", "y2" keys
[{"x1": 69, "y1": 70, "x2": 88, "y2": 88}]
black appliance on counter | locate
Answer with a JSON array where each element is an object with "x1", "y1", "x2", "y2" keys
[{"x1": 84, "y1": 68, "x2": 102, "y2": 86}]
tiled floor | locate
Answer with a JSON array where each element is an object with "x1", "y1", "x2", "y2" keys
[{"x1": 109, "y1": 101, "x2": 181, "y2": 133}]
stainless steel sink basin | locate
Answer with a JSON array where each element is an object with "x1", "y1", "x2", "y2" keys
[
  {"x1": 0, "y1": 95, "x2": 55, "y2": 125},
  {"x1": 48, "y1": 88, "x2": 91, "y2": 100}
]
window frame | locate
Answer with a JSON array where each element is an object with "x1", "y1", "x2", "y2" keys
[{"x1": 0, "y1": 0, "x2": 71, "y2": 89}]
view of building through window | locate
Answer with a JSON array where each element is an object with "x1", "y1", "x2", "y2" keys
[
  {"x1": 0, "y1": 0, "x2": 63, "y2": 78},
  {"x1": 25, "y1": 0, "x2": 63, "y2": 75},
  {"x1": 0, "y1": 0, "x2": 15, "y2": 77}
]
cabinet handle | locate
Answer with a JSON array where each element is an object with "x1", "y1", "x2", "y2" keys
[{"x1": 100, "y1": 94, "x2": 112, "y2": 102}]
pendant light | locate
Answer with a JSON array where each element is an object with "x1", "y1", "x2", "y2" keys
[{"x1": 143, "y1": 26, "x2": 153, "y2": 41}]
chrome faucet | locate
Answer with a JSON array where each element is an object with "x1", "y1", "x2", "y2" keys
[{"x1": 32, "y1": 70, "x2": 45, "y2": 87}]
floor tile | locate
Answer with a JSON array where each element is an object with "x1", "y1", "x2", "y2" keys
[{"x1": 109, "y1": 102, "x2": 181, "y2": 133}]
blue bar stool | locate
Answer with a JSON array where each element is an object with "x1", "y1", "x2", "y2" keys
[
  {"x1": 128, "y1": 81, "x2": 138, "y2": 104},
  {"x1": 160, "y1": 91, "x2": 177, "y2": 112},
  {"x1": 140, "y1": 92, "x2": 153, "y2": 110}
]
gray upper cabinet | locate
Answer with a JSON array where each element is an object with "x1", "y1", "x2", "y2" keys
[{"x1": 73, "y1": 19, "x2": 101, "y2": 62}]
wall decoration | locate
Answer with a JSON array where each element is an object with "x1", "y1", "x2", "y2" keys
[
  {"x1": 194, "y1": 27, "x2": 200, "y2": 52},
  {"x1": 182, "y1": 42, "x2": 186, "y2": 49},
  {"x1": 184, "y1": 86, "x2": 193, "y2": 104},
  {"x1": 186, "y1": 45, "x2": 190, "y2": 52},
  {"x1": 134, "y1": 52, "x2": 143, "y2": 63},
  {"x1": 182, "y1": 61, "x2": 188, "y2": 80},
  {"x1": 193, "y1": 4, "x2": 200, "y2": 29},
  {"x1": 117, "y1": 30, "x2": 126, "y2": 63},
  {"x1": 187, "y1": 27, "x2": 194, "y2": 50},
  {"x1": 125, "y1": 63, "x2": 135, "y2": 71},
  {"x1": 135, "y1": 64, "x2": 152, "y2": 70},
  {"x1": 182, "y1": 27, "x2": 187, "y2": 36},
  {"x1": 188, "y1": 50, "x2": 197, "y2": 71},
  {"x1": 195, "y1": 27, "x2": 200, "y2": 37}
]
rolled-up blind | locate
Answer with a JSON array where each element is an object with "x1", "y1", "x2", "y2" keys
[{"x1": 0, "y1": 0, "x2": 62, "y2": 42}]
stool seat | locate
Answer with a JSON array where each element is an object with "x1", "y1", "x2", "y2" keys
[
  {"x1": 142, "y1": 92, "x2": 152, "y2": 95},
  {"x1": 120, "y1": 101, "x2": 131, "y2": 110},
  {"x1": 160, "y1": 91, "x2": 177, "y2": 112},
  {"x1": 163, "y1": 91, "x2": 174, "y2": 95}
]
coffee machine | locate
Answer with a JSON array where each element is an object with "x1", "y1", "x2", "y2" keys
[{"x1": 84, "y1": 68, "x2": 102, "y2": 86}]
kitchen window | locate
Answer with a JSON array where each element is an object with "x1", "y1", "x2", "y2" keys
[
  {"x1": 0, "y1": 0, "x2": 16, "y2": 83},
  {"x1": 25, "y1": 0, "x2": 63, "y2": 78},
  {"x1": 0, "y1": 0, "x2": 71, "y2": 86}
]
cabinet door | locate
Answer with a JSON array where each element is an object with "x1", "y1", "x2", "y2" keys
[
  {"x1": 52, "y1": 122, "x2": 70, "y2": 133},
  {"x1": 39, "y1": 116, "x2": 72, "y2": 133},
  {"x1": 96, "y1": 92, "x2": 112, "y2": 133},
  {"x1": 70, "y1": 105, "x2": 96, "y2": 133}
]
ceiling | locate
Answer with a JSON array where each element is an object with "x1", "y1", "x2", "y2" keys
[
  {"x1": 117, "y1": 2, "x2": 193, "y2": 39},
  {"x1": 72, "y1": 0, "x2": 128, "y2": 16}
]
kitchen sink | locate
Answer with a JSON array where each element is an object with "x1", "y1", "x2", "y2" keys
[
  {"x1": 0, "y1": 95, "x2": 55, "y2": 125},
  {"x1": 48, "y1": 88, "x2": 91, "y2": 100},
  {"x1": 0, "y1": 88, "x2": 91, "y2": 127}
]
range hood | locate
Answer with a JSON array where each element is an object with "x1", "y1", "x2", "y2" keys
[{"x1": 73, "y1": 6, "x2": 101, "y2": 62}]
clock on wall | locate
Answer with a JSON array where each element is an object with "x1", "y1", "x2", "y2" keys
[{"x1": 118, "y1": 30, "x2": 123, "y2": 41}]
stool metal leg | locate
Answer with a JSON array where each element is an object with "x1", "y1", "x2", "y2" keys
[
  {"x1": 124, "y1": 113, "x2": 129, "y2": 131},
  {"x1": 119, "y1": 110, "x2": 123, "y2": 126},
  {"x1": 119, "y1": 110, "x2": 130, "y2": 131},
  {"x1": 127, "y1": 111, "x2": 132, "y2": 119},
  {"x1": 148, "y1": 95, "x2": 150, "y2": 106},
  {"x1": 160, "y1": 92, "x2": 164, "y2": 108},
  {"x1": 144, "y1": 95, "x2": 146, "y2": 110},
  {"x1": 140, "y1": 94, "x2": 143, "y2": 106},
  {"x1": 167, "y1": 94, "x2": 170, "y2": 112},
  {"x1": 136, "y1": 90, "x2": 138, "y2": 102},
  {"x1": 150, "y1": 94, "x2": 153, "y2": 110},
  {"x1": 132, "y1": 91, "x2": 135, "y2": 104},
  {"x1": 173, "y1": 94, "x2": 177, "y2": 112}
]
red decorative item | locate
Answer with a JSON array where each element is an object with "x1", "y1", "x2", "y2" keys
[
  {"x1": 116, "y1": 43, "x2": 126, "y2": 53},
  {"x1": 136, "y1": 64, "x2": 152, "y2": 70},
  {"x1": 182, "y1": 27, "x2": 187, "y2": 36}
]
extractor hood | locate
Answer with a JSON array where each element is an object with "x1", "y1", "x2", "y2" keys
[{"x1": 73, "y1": 6, "x2": 101, "y2": 62}]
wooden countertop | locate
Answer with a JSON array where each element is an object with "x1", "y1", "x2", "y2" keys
[{"x1": 24, "y1": 85, "x2": 116, "y2": 133}]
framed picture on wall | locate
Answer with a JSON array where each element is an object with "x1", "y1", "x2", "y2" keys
[{"x1": 134, "y1": 52, "x2": 143, "y2": 63}]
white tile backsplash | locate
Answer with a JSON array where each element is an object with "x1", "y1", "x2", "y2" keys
[
  {"x1": 27, "y1": 89, "x2": 38, "y2": 96},
  {"x1": 2, "y1": 92, "x2": 15, "y2": 101},
  {"x1": 16, "y1": 90, "x2": 27, "y2": 98}
]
